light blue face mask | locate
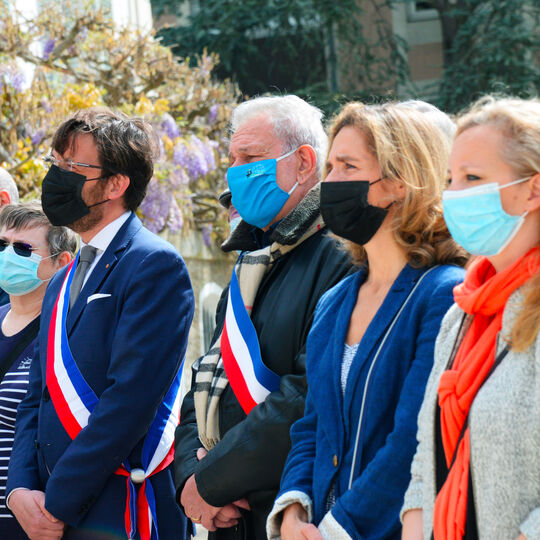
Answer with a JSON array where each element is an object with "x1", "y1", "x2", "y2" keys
[
  {"x1": 229, "y1": 216, "x2": 242, "y2": 233},
  {"x1": 442, "y1": 177, "x2": 530, "y2": 256},
  {"x1": 227, "y1": 148, "x2": 299, "y2": 228},
  {"x1": 0, "y1": 245, "x2": 52, "y2": 296}
]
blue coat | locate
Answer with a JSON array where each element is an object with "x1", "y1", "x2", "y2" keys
[
  {"x1": 277, "y1": 263, "x2": 465, "y2": 539},
  {"x1": 7, "y1": 214, "x2": 195, "y2": 539}
]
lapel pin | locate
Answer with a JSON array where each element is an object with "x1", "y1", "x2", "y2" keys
[{"x1": 105, "y1": 264, "x2": 109, "y2": 269}]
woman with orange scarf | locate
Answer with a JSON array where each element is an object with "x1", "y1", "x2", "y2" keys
[{"x1": 401, "y1": 96, "x2": 540, "y2": 540}]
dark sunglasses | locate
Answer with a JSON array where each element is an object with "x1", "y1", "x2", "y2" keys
[{"x1": 0, "y1": 239, "x2": 38, "y2": 258}]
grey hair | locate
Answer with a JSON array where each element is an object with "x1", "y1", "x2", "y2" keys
[
  {"x1": 0, "y1": 201, "x2": 78, "y2": 261},
  {"x1": 230, "y1": 95, "x2": 328, "y2": 177},
  {"x1": 397, "y1": 100, "x2": 456, "y2": 142},
  {"x1": 0, "y1": 167, "x2": 19, "y2": 204}
]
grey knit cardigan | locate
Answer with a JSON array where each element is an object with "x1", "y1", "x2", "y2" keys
[{"x1": 401, "y1": 288, "x2": 540, "y2": 540}]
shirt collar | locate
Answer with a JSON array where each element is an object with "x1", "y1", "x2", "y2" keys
[{"x1": 82, "y1": 211, "x2": 131, "y2": 252}]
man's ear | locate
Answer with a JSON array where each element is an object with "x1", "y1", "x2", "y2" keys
[
  {"x1": 0, "y1": 190, "x2": 11, "y2": 206},
  {"x1": 296, "y1": 145, "x2": 318, "y2": 185},
  {"x1": 525, "y1": 173, "x2": 540, "y2": 212},
  {"x1": 105, "y1": 174, "x2": 130, "y2": 201}
]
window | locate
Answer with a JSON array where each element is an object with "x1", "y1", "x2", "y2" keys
[{"x1": 407, "y1": 1, "x2": 439, "y2": 22}]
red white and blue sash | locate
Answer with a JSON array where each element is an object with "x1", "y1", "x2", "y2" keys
[
  {"x1": 221, "y1": 263, "x2": 281, "y2": 414},
  {"x1": 46, "y1": 253, "x2": 183, "y2": 540}
]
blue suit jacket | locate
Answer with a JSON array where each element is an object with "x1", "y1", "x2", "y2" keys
[
  {"x1": 278, "y1": 263, "x2": 465, "y2": 539},
  {"x1": 7, "y1": 214, "x2": 195, "y2": 539}
]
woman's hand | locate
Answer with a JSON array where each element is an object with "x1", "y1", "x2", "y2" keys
[
  {"x1": 281, "y1": 503, "x2": 323, "y2": 540},
  {"x1": 401, "y1": 509, "x2": 423, "y2": 540}
]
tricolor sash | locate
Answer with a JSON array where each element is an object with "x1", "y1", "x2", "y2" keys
[
  {"x1": 221, "y1": 262, "x2": 281, "y2": 414},
  {"x1": 46, "y1": 253, "x2": 183, "y2": 540}
]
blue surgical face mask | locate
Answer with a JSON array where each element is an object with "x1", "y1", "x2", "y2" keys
[
  {"x1": 0, "y1": 245, "x2": 54, "y2": 296},
  {"x1": 229, "y1": 216, "x2": 242, "y2": 233},
  {"x1": 442, "y1": 176, "x2": 531, "y2": 256},
  {"x1": 227, "y1": 148, "x2": 299, "y2": 228}
]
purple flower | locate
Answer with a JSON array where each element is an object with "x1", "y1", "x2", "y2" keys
[
  {"x1": 31, "y1": 129, "x2": 45, "y2": 146},
  {"x1": 9, "y1": 67, "x2": 25, "y2": 92},
  {"x1": 42, "y1": 38, "x2": 55, "y2": 60},
  {"x1": 161, "y1": 113, "x2": 180, "y2": 140},
  {"x1": 188, "y1": 136, "x2": 210, "y2": 179},
  {"x1": 173, "y1": 137, "x2": 217, "y2": 182},
  {"x1": 202, "y1": 224, "x2": 213, "y2": 248},
  {"x1": 40, "y1": 98, "x2": 53, "y2": 113},
  {"x1": 173, "y1": 142, "x2": 188, "y2": 168},
  {"x1": 167, "y1": 199, "x2": 184, "y2": 233},
  {"x1": 140, "y1": 179, "x2": 171, "y2": 233},
  {"x1": 169, "y1": 167, "x2": 189, "y2": 188},
  {"x1": 208, "y1": 104, "x2": 218, "y2": 124}
]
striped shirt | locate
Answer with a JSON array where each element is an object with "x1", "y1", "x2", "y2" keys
[{"x1": 0, "y1": 304, "x2": 37, "y2": 539}]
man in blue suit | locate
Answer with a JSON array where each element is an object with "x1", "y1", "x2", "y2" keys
[{"x1": 6, "y1": 108, "x2": 194, "y2": 540}]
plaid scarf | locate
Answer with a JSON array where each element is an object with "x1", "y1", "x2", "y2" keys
[{"x1": 194, "y1": 188, "x2": 325, "y2": 450}]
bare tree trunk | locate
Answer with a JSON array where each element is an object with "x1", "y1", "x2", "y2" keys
[{"x1": 432, "y1": 0, "x2": 470, "y2": 68}]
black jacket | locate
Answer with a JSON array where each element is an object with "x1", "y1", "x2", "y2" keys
[{"x1": 174, "y1": 186, "x2": 354, "y2": 539}]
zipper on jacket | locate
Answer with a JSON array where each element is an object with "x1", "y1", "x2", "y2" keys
[{"x1": 347, "y1": 267, "x2": 438, "y2": 489}]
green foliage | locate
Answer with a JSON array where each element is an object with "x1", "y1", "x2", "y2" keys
[
  {"x1": 0, "y1": 1, "x2": 241, "y2": 241},
  {"x1": 434, "y1": 0, "x2": 540, "y2": 113},
  {"x1": 152, "y1": 0, "x2": 410, "y2": 113}
]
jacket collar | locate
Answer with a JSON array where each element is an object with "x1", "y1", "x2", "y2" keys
[
  {"x1": 66, "y1": 213, "x2": 142, "y2": 333},
  {"x1": 221, "y1": 183, "x2": 322, "y2": 253}
]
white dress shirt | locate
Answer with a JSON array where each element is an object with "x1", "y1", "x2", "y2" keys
[{"x1": 81, "y1": 211, "x2": 131, "y2": 286}]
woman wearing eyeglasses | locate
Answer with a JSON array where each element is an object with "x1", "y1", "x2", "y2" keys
[{"x1": 0, "y1": 202, "x2": 76, "y2": 539}]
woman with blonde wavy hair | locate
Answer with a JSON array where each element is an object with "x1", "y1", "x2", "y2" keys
[
  {"x1": 266, "y1": 102, "x2": 467, "y2": 540},
  {"x1": 402, "y1": 96, "x2": 540, "y2": 540}
]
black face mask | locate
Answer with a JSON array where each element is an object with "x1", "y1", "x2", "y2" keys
[
  {"x1": 41, "y1": 165, "x2": 110, "y2": 226},
  {"x1": 320, "y1": 180, "x2": 391, "y2": 245}
]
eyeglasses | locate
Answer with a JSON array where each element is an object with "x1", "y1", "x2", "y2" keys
[
  {"x1": 42, "y1": 154, "x2": 102, "y2": 172},
  {"x1": 0, "y1": 239, "x2": 40, "y2": 258}
]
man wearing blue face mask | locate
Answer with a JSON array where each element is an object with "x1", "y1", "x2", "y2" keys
[{"x1": 175, "y1": 95, "x2": 354, "y2": 540}]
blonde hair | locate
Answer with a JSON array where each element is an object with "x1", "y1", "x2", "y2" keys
[
  {"x1": 456, "y1": 96, "x2": 540, "y2": 352},
  {"x1": 327, "y1": 101, "x2": 468, "y2": 269}
]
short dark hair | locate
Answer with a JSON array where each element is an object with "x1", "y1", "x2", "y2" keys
[
  {"x1": 0, "y1": 201, "x2": 78, "y2": 260},
  {"x1": 52, "y1": 107, "x2": 159, "y2": 211}
]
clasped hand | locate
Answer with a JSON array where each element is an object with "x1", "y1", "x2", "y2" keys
[
  {"x1": 281, "y1": 502, "x2": 323, "y2": 540},
  {"x1": 10, "y1": 488, "x2": 65, "y2": 540},
  {"x1": 180, "y1": 447, "x2": 250, "y2": 531}
]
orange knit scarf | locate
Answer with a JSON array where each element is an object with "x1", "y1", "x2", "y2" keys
[{"x1": 433, "y1": 247, "x2": 540, "y2": 540}]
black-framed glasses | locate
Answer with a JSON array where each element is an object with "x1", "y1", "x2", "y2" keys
[
  {"x1": 0, "y1": 239, "x2": 39, "y2": 258},
  {"x1": 41, "y1": 154, "x2": 102, "y2": 172}
]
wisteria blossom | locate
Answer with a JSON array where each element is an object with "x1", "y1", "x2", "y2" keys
[
  {"x1": 167, "y1": 199, "x2": 184, "y2": 233},
  {"x1": 139, "y1": 179, "x2": 171, "y2": 233},
  {"x1": 1, "y1": 5, "x2": 238, "y2": 246},
  {"x1": 0, "y1": 63, "x2": 25, "y2": 92},
  {"x1": 202, "y1": 224, "x2": 213, "y2": 248},
  {"x1": 208, "y1": 104, "x2": 218, "y2": 125},
  {"x1": 161, "y1": 113, "x2": 180, "y2": 139},
  {"x1": 30, "y1": 129, "x2": 45, "y2": 146},
  {"x1": 42, "y1": 38, "x2": 55, "y2": 60},
  {"x1": 40, "y1": 98, "x2": 53, "y2": 113}
]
